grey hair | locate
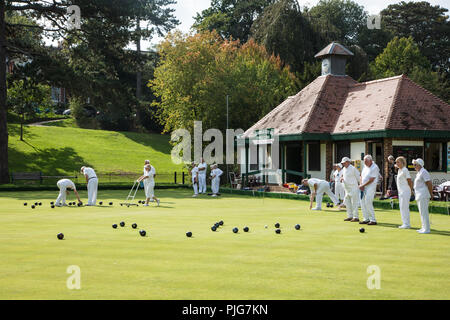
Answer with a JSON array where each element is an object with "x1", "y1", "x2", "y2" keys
[{"x1": 364, "y1": 155, "x2": 373, "y2": 161}]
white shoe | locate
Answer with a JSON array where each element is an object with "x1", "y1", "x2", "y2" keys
[
  {"x1": 312, "y1": 208, "x2": 321, "y2": 211},
  {"x1": 417, "y1": 229, "x2": 424, "y2": 233},
  {"x1": 143, "y1": 204, "x2": 149, "y2": 207},
  {"x1": 398, "y1": 225, "x2": 411, "y2": 229},
  {"x1": 418, "y1": 230, "x2": 430, "y2": 234},
  {"x1": 212, "y1": 194, "x2": 217, "y2": 197},
  {"x1": 192, "y1": 194, "x2": 198, "y2": 198}
]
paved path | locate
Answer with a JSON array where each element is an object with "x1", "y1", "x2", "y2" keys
[{"x1": 26, "y1": 119, "x2": 64, "y2": 127}]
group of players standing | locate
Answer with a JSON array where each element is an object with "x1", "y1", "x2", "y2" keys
[{"x1": 190, "y1": 157, "x2": 224, "y2": 197}]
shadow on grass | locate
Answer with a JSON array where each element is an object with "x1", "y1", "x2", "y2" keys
[
  {"x1": 118, "y1": 131, "x2": 172, "y2": 155},
  {"x1": 377, "y1": 222, "x2": 450, "y2": 237},
  {"x1": 8, "y1": 147, "x2": 92, "y2": 176}
]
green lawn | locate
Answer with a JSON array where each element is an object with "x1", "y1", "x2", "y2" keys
[
  {"x1": 7, "y1": 124, "x2": 183, "y2": 176},
  {"x1": 0, "y1": 189, "x2": 449, "y2": 300}
]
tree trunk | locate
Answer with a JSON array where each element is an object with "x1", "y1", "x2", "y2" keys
[{"x1": 0, "y1": 0, "x2": 9, "y2": 184}]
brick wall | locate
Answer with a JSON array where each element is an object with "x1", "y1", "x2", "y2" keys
[{"x1": 326, "y1": 142, "x2": 333, "y2": 181}]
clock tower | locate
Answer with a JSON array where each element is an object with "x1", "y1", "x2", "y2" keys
[{"x1": 315, "y1": 42, "x2": 354, "y2": 76}]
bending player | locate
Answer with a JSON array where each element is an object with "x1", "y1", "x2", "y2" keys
[
  {"x1": 55, "y1": 178, "x2": 82, "y2": 207},
  {"x1": 302, "y1": 178, "x2": 340, "y2": 210}
]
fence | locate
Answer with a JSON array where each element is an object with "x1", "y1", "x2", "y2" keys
[{"x1": 10, "y1": 171, "x2": 190, "y2": 186}]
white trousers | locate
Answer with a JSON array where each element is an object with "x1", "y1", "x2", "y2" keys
[
  {"x1": 344, "y1": 185, "x2": 360, "y2": 219},
  {"x1": 417, "y1": 198, "x2": 431, "y2": 232},
  {"x1": 335, "y1": 182, "x2": 345, "y2": 202},
  {"x1": 315, "y1": 182, "x2": 339, "y2": 209},
  {"x1": 361, "y1": 185, "x2": 377, "y2": 222},
  {"x1": 198, "y1": 174, "x2": 206, "y2": 193},
  {"x1": 192, "y1": 179, "x2": 198, "y2": 195},
  {"x1": 56, "y1": 181, "x2": 67, "y2": 206},
  {"x1": 87, "y1": 178, "x2": 98, "y2": 206},
  {"x1": 398, "y1": 190, "x2": 411, "y2": 227},
  {"x1": 144, "y1": 180, "x2": 155, "y2": 199},
  {"x1": 212, "y1": 178, "x2": 220, "y2": 194}
]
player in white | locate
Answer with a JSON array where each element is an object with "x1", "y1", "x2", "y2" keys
[
  {"x1": 302, "y1": 178, "x2": 339, "y2": 210},
  {"x1": 412, "y1": 158, "x2": 433, "y2": 234},
  {"x1": 191, "y1": 162, "x2": 199, "y2": 197},
  {"x1": 137, "y1": 163, "x2": 160, "y2": 206},
  {"x1": 341, "y1": 157, "x2": 361, "y2": 222},
  {"x1": 210, "y1": 164, "x2": 223, "y2": 197},
  {"x1": 395, "y1": 156, "x2": 413, "y2": 229},
  {"x1": 197, "y1": 158, "x2": 207, "y2": 194},
  {"x1": 55, "y1": 179, "x2": 82, "y2": 207},
  {"x1": 333, "y1": 163, "x2": 345, "y2": 207},
  {"x1": 359, "y1": 155, "x2": 380, "y2": 225},
  {"x1": 81, "y1": 166, "x2": 98, "y2": 206}
]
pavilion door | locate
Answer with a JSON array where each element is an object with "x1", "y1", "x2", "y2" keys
[{"x1": 285, "y1": 143, "x2": 303, "y2": 184}]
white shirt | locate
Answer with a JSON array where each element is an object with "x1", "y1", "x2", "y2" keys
[
  {"x1": 144, "y1": 166, "x2": 155, "y2": 183},
  {"x1": 397, "y1": 167, "x2": 412, "y2": 194},
  {"x1": 342, "y1": 165, "x2": 360, "y2": 188},
  {"x1": 307, "y1": 178, "x2": 325, "y2": 192},
  {"x1": 211, "y1": 168, "x2": 223, "y2": 180},
  {"x1": 191, "y1": 167, "x2": 199, "y2": 181},
  {"x1": 58, "y1": 179, "x2": 76, "y2": 190},
  {"x1": 414, "y1": 167, "x2": 431, "y2": 200},
  {"x1": 83, "y1": 167, "x2": 97, "y2": 179},
  {"x1": 361, "y1": 162, "x2": 379, "y2": 187},
  {"x1": 198, "y1": 162, "x2": 207, "y2": 176},
  {"x1": 334, "y1": 170, "x2": 343, "y2": 184}
]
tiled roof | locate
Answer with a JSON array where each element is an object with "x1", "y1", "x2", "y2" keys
[{"x1": 244, "y1": 74, "x2": 450, "y2": 137}]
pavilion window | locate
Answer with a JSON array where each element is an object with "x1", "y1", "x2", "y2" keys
[
  {"x1": 393, "y1": 146, "x2": 423, "y2": 171},
  {"x1": 424, "y1": 141, "x2": 446, "y2": 172},
  {"x1": 308, "y1": 142, "x2": 321, "y2": 171}
]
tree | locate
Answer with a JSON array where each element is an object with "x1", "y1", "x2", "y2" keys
[
  {"x1": 251, "y1": 0, "x2": 324, "y2": 75},
  {"x1": 307, "y1": 0, "x2": 367, "y2": 46},
  {"x1": 370, "y1": 37, "x2": 429, "y2": 79},
  {"x1": 370, "y1": 36, "x2": 449, "y2": 103},
  {"x1": 193, "y1": 0, "x2": 275, "y2": 42},
  {"x1": 381, "y1": 1, "x2": 450, "y2": 76},
  {"x1": 150, "y1": 30, "x2": 299, "y2": 134},
  {"x1": 1, "y1": 1, "x2": 178, "y2": 183}
]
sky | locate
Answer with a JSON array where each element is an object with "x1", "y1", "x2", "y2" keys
[{"x1": 142, "y1": 0, "x2": 449, "y2": 49}]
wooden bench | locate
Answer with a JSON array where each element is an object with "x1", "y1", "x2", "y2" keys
[{"x1": 11, "y1": 172, "x2": 43, "y2": 184}]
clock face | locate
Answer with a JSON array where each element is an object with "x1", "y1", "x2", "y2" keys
[{"x1": 322, "y1": 58, "x2": 330, "y2": 74}]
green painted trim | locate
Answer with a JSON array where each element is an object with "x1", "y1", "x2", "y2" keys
[{"x1": 278, "y1": 130, "x2": 450, "y2": 142}]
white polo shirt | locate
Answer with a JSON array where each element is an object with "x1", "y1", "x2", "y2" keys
[
  {"x1": 191, "y1": 167, "x2": 199, "y2": 182},
  {"x1": 414, "y1": 167, "x2": 431, "y2": 200},
  {"x1": 307, "y1": 178, "x2": 325, "y2": 192},
  {"x1": 83, "y1": 167, "x2": 97, "y2": 179},
  {"x1": 211, "y1": 168, "x2": 223, "y2": 180},
  {"x1": 144, "y1": 166, "x2": 156, "y2": 183},
  {"x1": 397, "y1": 167, "x2": 412, "y2": 194},
  {"x1": 342, "y1": 165, "x2": 360, "y2": 188},
  {"x1": 361, "y1": 162, "x2": 379, "y2": 188},
  {"x1": 197, "y1": 162, "x2": 207, "y2": 176},
  {"x1": 334, "y1": 170, "x2": 343, "y2": 183},
  {"x1": 58, "y1": 179, "x2": 76, "y2": 190}
]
